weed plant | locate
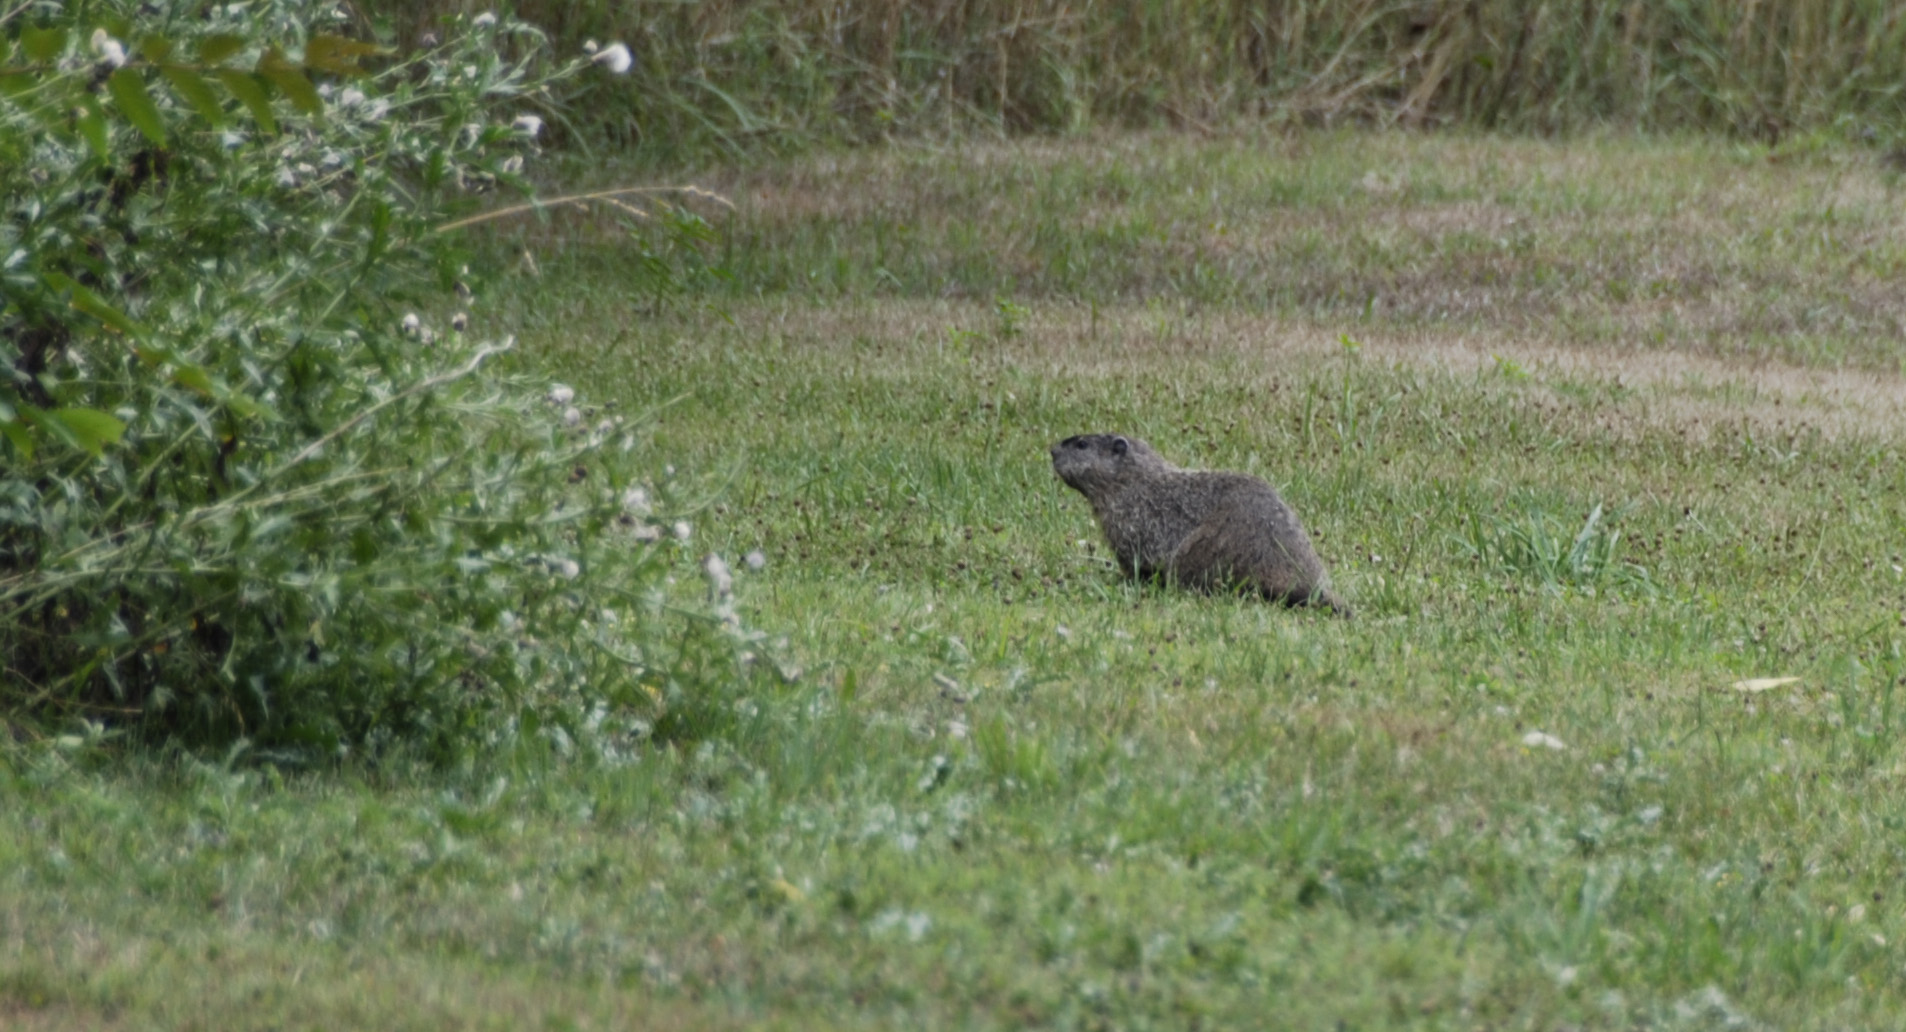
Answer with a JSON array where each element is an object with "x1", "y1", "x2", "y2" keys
[{"x1": 0, "y1": 2, "x2": 770, "y2": 759}]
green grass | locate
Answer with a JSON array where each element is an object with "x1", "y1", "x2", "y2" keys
[{"x1": 10, "y1": 130, "x2": 1906, "y2": 1029}]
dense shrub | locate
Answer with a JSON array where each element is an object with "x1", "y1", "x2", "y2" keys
[{"x1": 0, "y1": 2, "x2": 775, "y2": 762}]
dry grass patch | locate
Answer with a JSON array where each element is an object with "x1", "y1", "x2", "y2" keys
[
  {"x1": 513, "y1": 129, "x2": 1906, "y2": 367},
  {"x1": 693, "y1": 297, "x2": 1906, "y2": 444}
]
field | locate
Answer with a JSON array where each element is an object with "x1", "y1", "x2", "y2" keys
[{"x1": 9, "y1": 130, "x2": 1906, "y2": 1029}]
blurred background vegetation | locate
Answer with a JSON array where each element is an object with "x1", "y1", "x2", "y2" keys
[{"x1": 367, "y1": 0, "x2": 1906, "y2": 160}]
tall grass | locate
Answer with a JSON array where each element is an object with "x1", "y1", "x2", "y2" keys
[{"x1": 383, "y1": 0, "x2": 1906, "y2": 157}]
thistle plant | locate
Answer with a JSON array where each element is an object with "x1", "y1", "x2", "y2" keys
[{"x1": 0, "y1": 1, "x2": 772, "y2": 761}]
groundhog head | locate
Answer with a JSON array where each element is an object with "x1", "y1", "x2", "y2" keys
[{"x1": 1050, "y1": 434, "x2": 1167, "y2": 496}]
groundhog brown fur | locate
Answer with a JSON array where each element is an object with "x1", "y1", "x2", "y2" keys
[{"x1": 1050, "y1": 433, "x2": 1349, "y2": 615}]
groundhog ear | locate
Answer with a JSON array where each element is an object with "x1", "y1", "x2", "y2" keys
[{"x1": 1111, "y1": 436, "x2": 1129, "y2": 455}]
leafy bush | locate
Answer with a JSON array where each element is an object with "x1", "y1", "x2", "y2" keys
[{"x1": 0, "y1": 2, "x2": 776, "y2": 762}]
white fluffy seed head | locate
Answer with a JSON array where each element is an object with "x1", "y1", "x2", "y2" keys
[
  {"x1": 703, "y1": 554, "x2": 733, "y2": 600},
  {"x1": 592, "y1": 42, "x2": 633, "y2": 74},
  {"x1": 91, "y1": 29, "x2": 127, "y2": 68}
]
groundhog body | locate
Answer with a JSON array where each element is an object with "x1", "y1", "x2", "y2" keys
[{"x1": 1050, "y1": 434, "x2": 1348, "y2": 614}]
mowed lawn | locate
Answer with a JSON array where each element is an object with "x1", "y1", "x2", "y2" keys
[{"x1": 9, "y1": 131, "x2": 1906, "y2": 1029}]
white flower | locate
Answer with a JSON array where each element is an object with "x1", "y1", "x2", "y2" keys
[
  {"x1": 621, "y1": 486, "x2": 650, "y2": 515},
  {"x1": 561, "y1": 406, "x2": 582, "y2": 427},
  {"x1": 512, "y1": 114, "x2": 543, "y2": 138},
  {"x1": 338, "y1": 87, "x2": 367, "y2": 108},
  {"x1": 582, "y1": 39, "x2": 600, "y2": 55},
  {"x1": 499, "y1": 155, "x2": 524, "y2": 175},
  {"x1": 744, "y1": 549, "x2": 766, "y2": 571},
  {"x1": 547, "y1": 384, "x2": 574, "y2": 405},
  {"x1": 672, "y1": 520, "x2": 692, "y2": 541},
  {"x1": 703, "y1": 554, "x2": 733, "y2": 600},
  {"x1": 363, "y1": 98, "x2": 390, "y2": 122},
  {"x1": 451, "y1": 312, "x2": 468, "y2": 332},
  {"x1": 552, "y1": 557, "x2": 580, "y2": 579},
  {"x1": 594, "y1": 418, "x2": 613, "y2": 434},
  {"x1": 91, "y1": 29, "x2": 127, "y2": 68},
  {"x1": 592, "y1": 42, "x2": 633, "y2": 74},
  {"x1": 1521, "y1": 731, "x2": 1567, "y2": 751},
  {"x1": 401, "y1": 312, "x2": 421, "y2": 333},
  {"x1": 472, "y1": 11, "x2": 497, "y2": 26}
]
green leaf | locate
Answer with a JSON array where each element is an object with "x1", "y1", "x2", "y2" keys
[
  {"x1": 215, "y1": 70, "x2": 276, "y2": 134},
  {"x1": 43, "y1": 272, "x2": 145, "y2": 337},
  {"x1": 139, "y1": 36, "x2": 174, "y2": 62},
  {"x1": 0, "y1": 417, "x2": 32, "y2": 461},
  {"x1": 76, "y1": 98, "x2": 110, "y2": 158},
  {"x1": 131, "y1": 344, "x2": 176, "y2": 368},
  {"x1": 305, "y1": 34, "x2": 385, "y2": 77},
  {"x1": 161, "y1": 65, "x2": 225, "y2": 125},
  {"x1": 198, "y1": 34, "x2": 245, "y2": 64},
  {"x1": 257, "y1": 47, "x2": 321, "y2": 115},
  {"x1": 171, "y1": 365, "x2": 215, "y2": 394},
  {"x1": 223, "y1": 393, "x2": 270, "y2": 420},
  {"x1": 21, "y1": 26, "x2": 67, "y2": 63},
  {"x1": 44, "y1": 408, "x2": 127, "y2": 457},
  {"x1": 107, "y1": 68, "x2": 168, "y2": 146}
]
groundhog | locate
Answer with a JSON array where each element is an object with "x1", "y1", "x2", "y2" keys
[{"x1": 1050, "y1": 433, "x2": 1349, "y2": 615}]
